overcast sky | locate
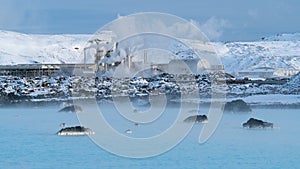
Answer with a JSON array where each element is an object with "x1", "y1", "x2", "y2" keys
[{"x1": 0, "y1": 0, "x2": 299, "y2": 41}]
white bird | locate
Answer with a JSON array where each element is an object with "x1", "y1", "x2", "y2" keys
[{"x1": 125, "y1": 129, "x2": 132, "y2": 134}]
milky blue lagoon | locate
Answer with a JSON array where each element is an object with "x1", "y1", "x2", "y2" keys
[{"x1": 1, "y1": 102, "x2": 300, "y2": 169}]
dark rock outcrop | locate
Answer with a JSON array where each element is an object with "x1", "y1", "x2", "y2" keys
[
  {"x1": 184, "y1": 115, "x2": 208, "y2": 123},
  {"x1": 242, "y1": 118, "x2": 274, "y2": 129},
  {"x1": 224, "y1": 99, "x2": 252, "y2": 113},
  {"x1": 58, "y1": 105, "x2": 82, "y2": 112},
  {"x1": 57, "y1": 126, "x2": 94, "y2": 136}
]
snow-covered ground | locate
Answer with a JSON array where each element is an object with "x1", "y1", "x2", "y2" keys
[{"x1": 1, "y1": 30, "x2": 300, "y2": 76}]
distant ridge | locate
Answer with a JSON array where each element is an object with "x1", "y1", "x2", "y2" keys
[{"x1": 262, "y1": 33, "x2": 300, "y2": 41}]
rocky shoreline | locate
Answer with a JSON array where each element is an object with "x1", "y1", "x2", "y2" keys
[{"x1": 0, "y1": 72, "x2": 299, "y2": 103}]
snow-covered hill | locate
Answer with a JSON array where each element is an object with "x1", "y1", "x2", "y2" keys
[
  {"x1": 262, "y1": 33, "x2": 300, "y2": 41},
  {"x1": 216, "y1": 41, "x2": 300, "y2": 74},
  {"x1": 0, "y1": 30, "x2": 90, "y2": 64},
  {"x1": 1, "y1": 30, "x2": 300, "y2": 76}
]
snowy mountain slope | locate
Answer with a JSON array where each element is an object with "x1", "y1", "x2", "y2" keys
[
  {"x1": 0, "y1": 30, "x2": 90, "y2": 64},
  {"x1": 0, "y1": 30, "x2": 300, "y2": 76},
  {"x1": 216, "y1": 41, "x2": 300, "y2": 74}
]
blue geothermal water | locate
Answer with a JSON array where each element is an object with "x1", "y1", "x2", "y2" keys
[{"x1": 0, "y1": 103, "x2": 299, "y2": 169}]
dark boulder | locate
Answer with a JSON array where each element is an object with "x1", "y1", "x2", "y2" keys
[
  {"x1": 58, "y1": 105, "x2": 82, "y2": 113},
  {"x1": 57, "y1": 126, "x2": 94, "y2": 136},
  {"x1": 184, "y1": 115, "x2": 208, "y2": 123},
  {"x1": 243, "y1": 118, "x2": 274, "y2": 129},
  {"x1": 224, "y1": 99, "x2": 252, "y2": 113}
]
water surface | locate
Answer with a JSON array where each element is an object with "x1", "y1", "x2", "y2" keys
[{"x1": 0, "y1": 103, "x2": 299, "y2": 169}]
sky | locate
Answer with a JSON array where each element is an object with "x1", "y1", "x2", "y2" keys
[{"x1": 0, "y1": 0, "x2": 300, "y2": 41}]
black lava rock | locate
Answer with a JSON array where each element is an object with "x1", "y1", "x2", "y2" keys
[
  {"x1": 58, "y1": 105, "x2": 82, "y2": 112},
  {"x1": 243, "y1": 118, "x2": 274, "y2": 129},
  {"x1": 184, "y1": 115, "x2": 208, "y2": 123},
  {"x1": 57, "y1": 126, "x2": 94, "y2": 136},
  {"x1": 224, "y1": 99, "x2": 252, "y2": 113}
]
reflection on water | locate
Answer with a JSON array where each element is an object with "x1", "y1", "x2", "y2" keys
[{"x1": 0, "y1": 101, "x2": 300, "y2": 169}]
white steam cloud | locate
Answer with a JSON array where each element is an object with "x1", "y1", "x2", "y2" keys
[{"x1": 192, "y1": 17, "x2": 230, "y2": 41}]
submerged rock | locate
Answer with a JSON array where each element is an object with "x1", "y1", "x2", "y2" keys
[
  {"x1": 224, "y1": 99, "x2": 252, "y2": 113},
  {"x1": 58, "y1": 105, "x2": 82, "y2": 113},
  {"x1": 184, "y1": 115, "x2": 208, "y2": 123},
  {"x1": 242, "y1": 118, "x2": 274, "y2": 129},
  {"x1": 57, "y1": 126, "x2": 95, "y2": 136}
]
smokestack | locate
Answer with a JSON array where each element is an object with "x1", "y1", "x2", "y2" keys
[
  {"x1": 128, "y1": 55, "x2": 131, "y2": 69},
  {"x1": 144, "y1": 50, "x2": 147, "y2": 64}
]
